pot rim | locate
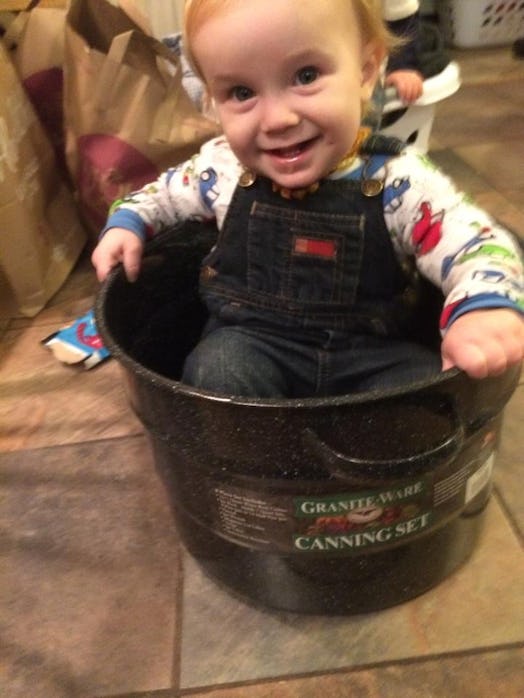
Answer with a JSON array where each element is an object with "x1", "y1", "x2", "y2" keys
[{"x1": 95, "y1": 267, "x2": 464, "y2": 410}]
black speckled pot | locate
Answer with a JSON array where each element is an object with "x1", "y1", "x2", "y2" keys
[{"x1": 95, "y1": 223, "x2": 520, "y2": 614}]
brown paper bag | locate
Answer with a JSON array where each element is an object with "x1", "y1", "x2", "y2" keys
[
  {"x1": 1, "y1": 4, "x2": 68, "y2": 175},
  {"x1": 0, "y1": 42, "x2": 86, "y2": 318},
  {"x1": 63, "y1": 0, "x2": 219, "y2": 236}
]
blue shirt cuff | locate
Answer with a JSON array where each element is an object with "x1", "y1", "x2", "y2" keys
[
  {"x1": 445, "y1": 293, "x2": 524, "y2": 328},
  {"x1": 99, "y1": 209, "x2": 147, "y2": 242}
]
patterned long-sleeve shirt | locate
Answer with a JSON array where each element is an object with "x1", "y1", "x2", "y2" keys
[{"x1": 103, "y1": 136, "x2": 524, "y2": 333}]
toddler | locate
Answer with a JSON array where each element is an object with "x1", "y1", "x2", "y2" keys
[{"x1": 92, "y1": 0, "x2": 524, "y2": 398}]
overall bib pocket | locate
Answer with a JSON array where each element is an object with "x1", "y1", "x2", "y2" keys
[{"x1": 247, "y1": 203, "x2": 364, "y2": 306}]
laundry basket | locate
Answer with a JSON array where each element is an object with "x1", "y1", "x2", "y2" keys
[
  {"x1": 438, "y1": 0, "x2": 524, "y2": 48},
  {"x1": 95, "y1": 225, "x2": 521, "y2": 615},
  {"x1": 380, "y1": 61, "x2": 461, "y2": 152}
]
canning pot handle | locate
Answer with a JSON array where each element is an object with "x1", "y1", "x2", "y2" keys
[{"x1": 303, "y1": 422, "x2": 464, "y2": 484}]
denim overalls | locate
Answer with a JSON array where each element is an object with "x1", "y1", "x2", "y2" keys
[{"x1": 182, "y1": 136, "x2": 441, "y2": 397}]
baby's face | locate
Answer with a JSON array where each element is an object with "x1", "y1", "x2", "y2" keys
[{"x1": 191, "y1": 0, "x2": 381, "y2": 190}]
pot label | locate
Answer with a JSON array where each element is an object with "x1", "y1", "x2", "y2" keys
[
  {"x1": 292, "y1": 482, "x2": 431, "y2": 552},
  {"x1": 209, "y1": 441, "x2": 496, "y2": 554},
  {"x1": 212, "y1": 477, "x2": 433, "y2": 553}
]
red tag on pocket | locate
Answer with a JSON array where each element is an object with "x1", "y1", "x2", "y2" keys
[{"x1": 293, "y1": 237, "x2": 337, "y2": 259}]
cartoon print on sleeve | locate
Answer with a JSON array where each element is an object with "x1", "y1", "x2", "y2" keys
[
  {"x1": 165, "y1": 165, "x2": 182, "y2": 186},
  {"x1": 471, "y1": 270, "x2": 523, "y2": 300},
  {"x1": 383, "y1": 176, "x2": 411, "y2": 214},
  {"x1": 199, "y1": 167, "x2": 220, "y2": 211},
  {"x1": 182, "y1": 158, "x2": 197, "y2": 186},
  {"x1": 472, "y1": 269, "x2": 508, "y2": 284},
  {"x1": 440, "y1": 226, "x2": 519, "y2": 281},
  {"x1": 411, "y1": 201, "x2": 444, "y2": 256}
]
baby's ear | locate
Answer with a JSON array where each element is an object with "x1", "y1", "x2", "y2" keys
[
  {"x1": 203, "y1": 93, "x2": 220, "y2": 124},
  {"x1": 360, "y1": 40, "x2": 385, "y2": 101}
]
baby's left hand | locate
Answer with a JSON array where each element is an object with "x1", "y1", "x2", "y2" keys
[{"x1": 441, "y1": 308, "x2": 524, "y2": 378}]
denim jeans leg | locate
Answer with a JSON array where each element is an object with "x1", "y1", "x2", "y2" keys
[
  {"x1": 182, "y1": 323, "x2": 442, "y2": 398},
  {"x1": 181, "y1": 325, "x2": 297, "y2": 397},
  {"x1": 328, "y1": 336, "x2": 442, "y2": 394}
]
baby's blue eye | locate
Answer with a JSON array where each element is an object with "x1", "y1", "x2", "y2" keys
[
  {"x1": 295, "y1": 66, "x2": 319, "y2": 85},
  {"x1": 231, "y1": 85, "x2": 254, "y2": 102}
]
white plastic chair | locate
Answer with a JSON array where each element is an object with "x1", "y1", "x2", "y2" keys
[{"x1": 380, "y1": 61, "x2": 461, "y2": 152}]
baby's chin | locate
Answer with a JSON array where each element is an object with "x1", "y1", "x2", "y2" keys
[
  {"x1": 258, "y1": 167, "x2": 328, "y2": 191},
  {"x1": 254, "y1": 153, "x2": 344, "y2": 190}
]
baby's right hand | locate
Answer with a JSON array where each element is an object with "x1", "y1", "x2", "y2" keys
[{"x1": 91, "y1": 227, "x2": 144, "y2": 283}]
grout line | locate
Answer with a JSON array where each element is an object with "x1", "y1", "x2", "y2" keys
[
  {"x1": 493, "y1": 485, "x2": 523, "y2": 544},
  {"x1": 174, "y1": 641, "x2": 524, "y2": 696},
  {"x1": 100, "y1": 553, "x2": 187, "y2": 698},
  {"x1": 0, "y1": 432, "x2": 147, "y2": 459},
  {"x1": 171, "y1": 549, "x2": 186, "y2": 692},
  {"x1": 97, "y1": 689, "x2": 178, "y2": 697}
]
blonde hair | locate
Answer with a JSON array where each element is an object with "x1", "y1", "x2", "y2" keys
[{"x1": 184, "y1": 0, "x2": 398, "y2": 78}]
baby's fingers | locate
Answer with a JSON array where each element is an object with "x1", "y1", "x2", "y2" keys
[
  {"x1": 122, "y1": 244, "x2": 143, "y2": 282},
  {"x1": 453, "y1": 343, "x2": 490, "y2": 379},
  {"x1": 91, "y1": 247, "x2": 120, "y2": 283}
]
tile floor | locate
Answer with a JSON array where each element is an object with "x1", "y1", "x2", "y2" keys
[{"x1": 1, "y1": 46, "x2": 524, "y2": 698}]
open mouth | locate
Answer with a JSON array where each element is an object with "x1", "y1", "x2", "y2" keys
[{"x1": 267, "y1": 136, "x2": 319, "y2": 160}]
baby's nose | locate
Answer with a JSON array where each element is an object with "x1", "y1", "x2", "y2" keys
[{"x1": 260, "y1": 97, "x2": 300, "y2": 133}]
